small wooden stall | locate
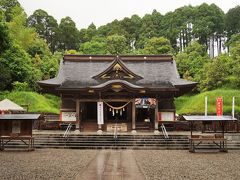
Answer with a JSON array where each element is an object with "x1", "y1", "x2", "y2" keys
[
  {"x1": 184, "y1": 116, "x2": 237, "y2": 153},
  {"x1": 0, "y1": 99, "x2": 26, "y2": 114},
  {"x1": 0, "y1": 114, "x2": 40, "y2": 151}
]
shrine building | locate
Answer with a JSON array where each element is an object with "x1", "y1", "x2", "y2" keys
[{"x1": 38, "y1": 55, "x2": 197, "y2": 133}]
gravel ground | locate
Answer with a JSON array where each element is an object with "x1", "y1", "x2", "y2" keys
[
  {"x1": 0, "y1": 149, "x2": 97, "y2": 180},
  {"x1": 1, "y1": 149, "x2": 240, "y2": 180},
  {"x1": 134, "y1": 150, "x2": 240, "y2": 180}
]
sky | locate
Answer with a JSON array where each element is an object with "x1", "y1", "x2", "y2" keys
[{"x1": 18, "y1": 0, "x2": 239, "y2": 29}]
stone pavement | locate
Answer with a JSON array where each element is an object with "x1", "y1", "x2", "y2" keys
[{"x1": 76, "y1": 150, "x2": 146, "y2": 180}]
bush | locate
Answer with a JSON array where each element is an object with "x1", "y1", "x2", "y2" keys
[{"x1": 12, "y1": 81, "x2": 29, "y2": 91}]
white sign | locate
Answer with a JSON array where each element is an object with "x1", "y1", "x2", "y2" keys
[
  {"x1": 61, "y1": 112, "x2": 76, "y2": 122},
  {"x1": 12, "y1": 121, "x2": 21, "y2": 134},
  {"x1": 97, "y1": 102, "x2": 104, "y2": 125},
  {"x1": 160, "y1": 112, "x2": 175, "y2": 122}
]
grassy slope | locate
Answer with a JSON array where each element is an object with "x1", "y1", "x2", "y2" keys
[
  {"x1": 0, "y1": 91, "x2": 60, "y2": 114},
  {"x1": 1, "y1": 89, "x2": 239, "y2": 115},
  {"x1": 175, "y1": 89, "x2": 240, "y2": 115}
]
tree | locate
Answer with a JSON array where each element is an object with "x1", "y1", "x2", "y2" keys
[
  {"x1": 171, "y1": 6, "x2": 195, "y2": 52},
  {"x1": 198, "y1": 54, "x2": 232, "y2": 91},
  {"x1": 176, "y1": 41, "x2": 209, "y2": 81},
  {"x1": 143, "y1": 37, "x2": 173, "y2": 55},
  {"x1": 106, "y1": 34, "x2": 128, "y2": 54},
  {"x1": 0, "y1": 0, "x2": 21, "y2": 22},
  {"x1": 229, "y1": 35, "x2": 240, "y2": 87},
  {"x1": 6, "y1": 5, "x2": 37, "y2": 51},
  {"x1": 193, "y1": 3, "x2": 224, "y2": 57},
  {"x1": 0, "y1": 44, "x2": 41, "y2": 89},
  {"x1": 0, "y1": 62, "x2": 11, "y2": 90},
  {"x1": 0, "y1": 22, "x2": 11, "y2": 54},
  {"x1": 27, "y1": 9, "x2": 58, "y2": 53},
  {"x1": 27, "y1": 38, "x2": 51, "y2": 58},
  {"x1": 79, "y1": 39, "x2": 107, "y2": 54},
  {"x1": 137, "y1": 12, "x2": 159, "y2": 49},
  {"x1": 79, "y1": 23, "x2": 98, "y2": 44},
  {"x1": 57, "y1": 16, "x2": 79, "y2": 51},
  {"x1": 225, "y1": 6, "x2": 240, "y2": 43}
]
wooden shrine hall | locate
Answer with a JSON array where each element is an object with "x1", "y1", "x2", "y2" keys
[{"x1": 39, "y1": 55, "x2": 197, "y2": 133}]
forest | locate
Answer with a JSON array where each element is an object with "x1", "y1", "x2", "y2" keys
[{"x1": 0, "y1": 0, "x2": 240, "y2": 95}]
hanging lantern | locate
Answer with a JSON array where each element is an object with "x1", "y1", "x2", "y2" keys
[
  {"x1": 120, "y1": 109, "x2": 122, "y2": 116},
  {"x1": 109, "y1": 108, "x2": 112, "y2": 112},
  {"x1": 112, "y1": 110, "x2": 115, "y2": 116},
  {"x1": 123, "y1": 107, "x2": 125, "y2": 111},
  {"x1": 116, "y1": 109, "x2": 118, "y2": 114}
]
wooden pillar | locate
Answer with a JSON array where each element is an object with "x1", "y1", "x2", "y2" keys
[
  {"x1": 131, "y1": 99, "x2": 136, "y2": 131},
  {"x1": 154, "y1": 99, "x2": 159, "y2": 130},
  {"x1": 76, "y1": 99, "x2": 80, "y2": 130}
]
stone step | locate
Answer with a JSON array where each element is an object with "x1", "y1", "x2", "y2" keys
[{"x1": 3, "y1": 134, "x2": 240, "y2": 150}]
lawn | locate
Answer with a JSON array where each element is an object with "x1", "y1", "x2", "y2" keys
[
  {"x1": 175, "y1": 89, "x2": 240, "y2": 115},
  {"x1": 0, "y1": 91, "x2": 60, "y2": 114}
]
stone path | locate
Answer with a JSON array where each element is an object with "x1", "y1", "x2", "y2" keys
[{"x1": 76, "y1": 150, "x2": 146, "y2": 180}]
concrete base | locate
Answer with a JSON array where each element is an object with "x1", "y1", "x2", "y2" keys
[
  {"x1": 131, "y1": 130, "x2": 137, "y2": 134},
  {"x1": 97, "y1": 130, "x2": 103, "y2": 135},
  {"x1": 74, "y1": 130, "x2": 80, "y2": 134},
  {"x1": 154, "y1": 130, "x2": 160, "y2": 135}
]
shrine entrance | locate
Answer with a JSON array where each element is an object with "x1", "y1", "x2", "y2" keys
[
  {"x1": 105, "y1": 102, "x2": 129, "y2": 122},
  {"x1": 79, "y1": 100, "x2": 133, "y2": 132}
]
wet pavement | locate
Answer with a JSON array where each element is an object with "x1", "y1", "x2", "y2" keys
[{"x1": 76, "y1": 150, "x2": 146, "y2": 180}]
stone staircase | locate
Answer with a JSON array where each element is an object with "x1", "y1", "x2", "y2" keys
[
  {"x1": 2, "y1": 134, "x2": 240, "y2": 150},
  {"x1": 136, "y1": 122, "x2": 152, "y2": 131}
]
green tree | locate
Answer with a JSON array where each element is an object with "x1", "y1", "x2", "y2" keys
[
  {"x1": 79, "y1": 39, "x2": 107, "y2": 54},
  {"x1": 137, "y1": 11, "x2": 161, "y2": 49},
  {"x1": 27, "y1": 9, "x2": 58, "y2": 53},
  {"x1": 229, "y1": 35, "x2": 240, "y2": 87},
  {"x1": 143, "y1": 37, "x2": 173, "y2": 55},
  {"x1": 57, "y1": 16, "x2": 79, "y2": 50},
  {"x1": 198, "y1": 54, "x2": 232, "y2": 91},
  {"x1": 225, "y1": 6, "x2": 240, "y2": 40},
  {"x1": 6, "y1": 5, "x2": 37, "y2": 51},
  {"x1": 0, "y1": 22, "x2": 11, "y2": 53},
  {"x1": 0, "y1": 0, "x2": 21, "y2": 22},
  {"x1": 0, "y1": 44, "x2": 41, "y2": 89},
  {"x1": 0, "y1": 62, "x2": 12, "y2": 90},
  {"x1": 193, "y1": 3, "x2": 224, "y2": 56},
  {"x1": 176, "y1": 41, "x2": 209, "y2": 81},
  {"x1": 106, "y1": 34, "x2": 128, "y2": 54}
]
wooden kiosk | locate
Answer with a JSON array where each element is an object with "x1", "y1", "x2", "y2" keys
[
  {"x1": 0, "y1": 114, "x2": 40, "y2": 151},
  {"x1": 184, "y1": 115, "x2": 237, "y2": 153}
]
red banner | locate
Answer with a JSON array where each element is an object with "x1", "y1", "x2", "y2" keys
[{"x1": 216, "y1": 97, "x2": 223, "y2": 116}]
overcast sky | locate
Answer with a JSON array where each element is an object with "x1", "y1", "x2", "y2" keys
[{"x1": 18, "y1": 0, "x2": 239, "y2": 29}]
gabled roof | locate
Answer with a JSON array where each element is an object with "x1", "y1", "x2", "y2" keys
[
  {"x1": 38, "y1": 55, "x2": 197, "y2": 94},
  {"x1": 0, "y1": 99, "x2": 25, "y2": 111},
  {"x1": 92, "y1": 56, "x2": 143, "y2": 80}
]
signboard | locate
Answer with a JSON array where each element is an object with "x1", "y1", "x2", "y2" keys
[
  {"x1": 97, "y1": 102, "x2": 104, "y2": 125},
  {"x1": 158, "y1": 112, "x2": 175, "y2": 122},
  {"x1": 61, "y1": 112, "x2": 76, "y2": 121},
  {"x1": 12, "y1": 121, "x2": 21, "y2": 134},
  {"x1": 216, "y1": 97, "x2": 223, "y2": 116},
  {"x1": 106, "y1": 123, "x2": 127, "y2": 132},
  {"x1": 135, "y1": 98, "x2": 156, "y2": 109}
]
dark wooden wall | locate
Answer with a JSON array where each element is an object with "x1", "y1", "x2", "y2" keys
[{"x1": 0, "y1": 120, "x2": 32, "y2": 136}]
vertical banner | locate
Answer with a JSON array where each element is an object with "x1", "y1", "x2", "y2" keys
[
  {"x1": 216, "y1": 97, "x2": 223, "y2": 116},
  {"x1": 97, "y1": 102, "x2": 104, "y2": 125}
]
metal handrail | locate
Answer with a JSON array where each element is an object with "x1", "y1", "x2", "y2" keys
[
  {"x1": 161, "y1": 124, "x2": 169, "y2": 139},
  {"x1": 63, "y1": 123, "x2": 72, "y2": 138}
]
